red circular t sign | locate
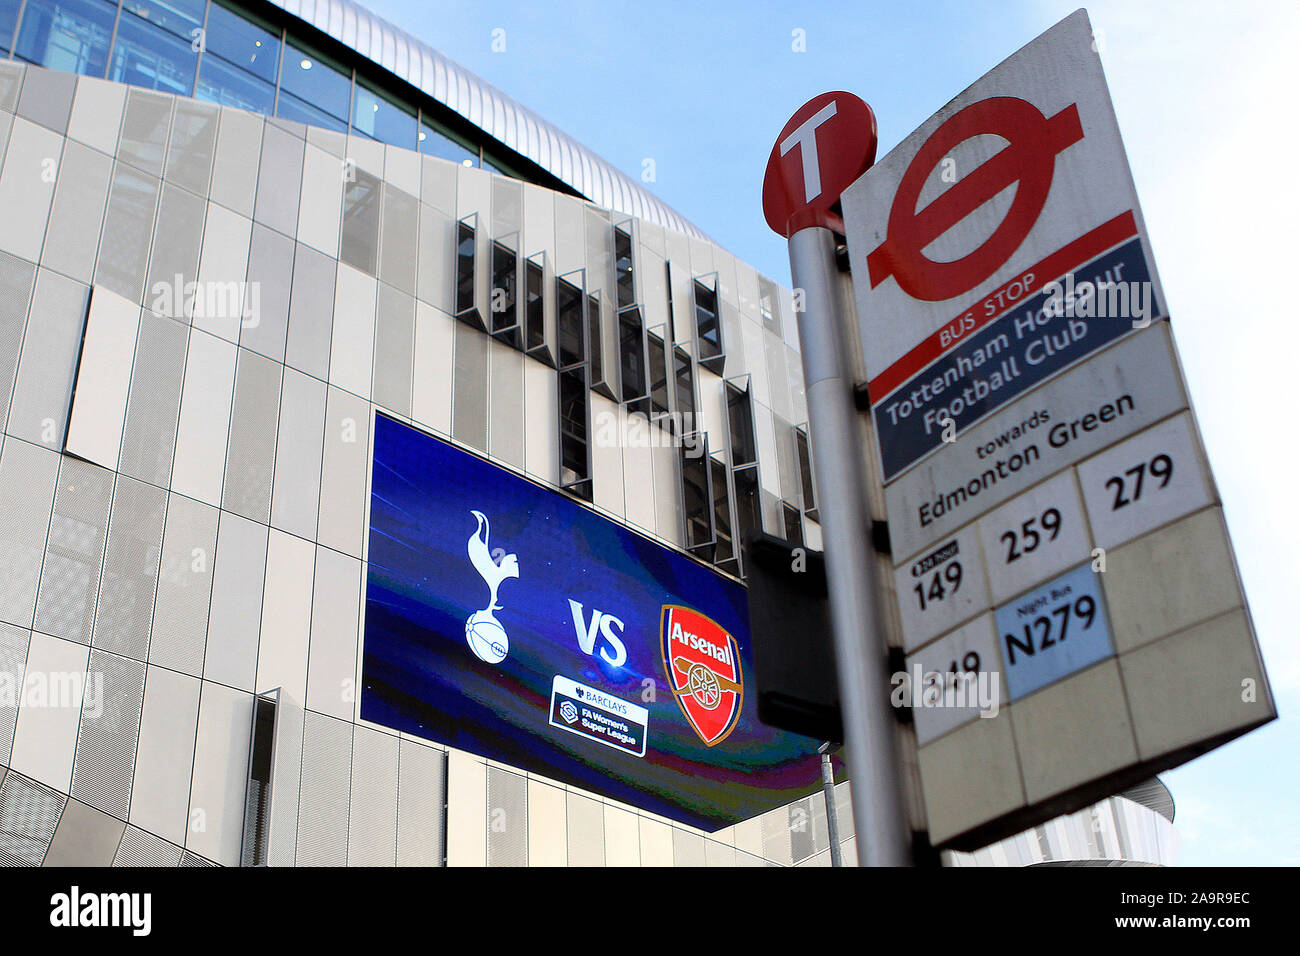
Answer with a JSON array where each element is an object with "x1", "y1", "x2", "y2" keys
[{"x1": 763, "y1": 92, "x2": 878, "y2": 238}]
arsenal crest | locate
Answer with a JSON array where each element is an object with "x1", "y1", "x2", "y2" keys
[{"x1": 660, "y1": 605, "x2": 743, "y2": 746}]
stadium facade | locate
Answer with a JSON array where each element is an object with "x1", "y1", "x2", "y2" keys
[{"x1": 0, "y1": 0, "x2": 1176, "y2": 866}]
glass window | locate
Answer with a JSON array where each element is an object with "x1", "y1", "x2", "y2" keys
[
  {"x1": 15, "y1": 0, "x2": 116, "y2": 77},
  {"x1": 782, "y1": 502, "x2": 804, "y2": 546},
  {"x1": 525, "y1": 258, "x2": 546, "y2": 355},
  {"x1": 280, "y1": 37, "x2": 350, "y2": 120},
  {"x1": 556, "y1": 277, "x2": 584, "y2": 370},
  {"x1": 559, "y1": 368, "x2": 591, "y2": 500},
  {"x1": 490, "y1": 241, "x2": 519, "y2": 343},
  {"x1": 619, "y1": 308, "x2": 646, "y2": 405},
  {"x1": 647, "y1": 332, "x2": 669, "y2": 418},
  {"x1": 419, "y1": 119, "x2": 477, "y2": 166},
  {"x1": 694, "y1": 278, "x2": 723, "y2": 365},
  {"x1": 711, "y1": 458, "x2": 734, "y2": 568},
  {"x1": 352, "y1": 78, "x2": 416, "y2": 149},
  {"x1": 340, "y1": 169, "x2": 381, "y2": 275},
  {"x1": 614, "y1": 227, "x2": 635, "y2": 310},
  {"x1": 726, "y1": 381, "x2": 757, "y2": 467},
  {"x1": 203, "y1": 0, "x2": 280, "y2": 83},
  {"x1": 274, "y1": 89, "x2": 346, "y2": 132},
  {"x1": 795, "y1": 425, "x2": 818, "y2": 520},
  {"x1": 674, "y1": 345, "x2": 696, "y2": 431},
  {"x1": 1, "y1": 0, "x2": 20, "y2": 55},
  {"x1": 121, "y1": 0, "x2": 205, "y2": 41},
  {"x1": 195, "y1": 51, "x2": 274, "y2": 112},
  {"x1": 109, "y1": 11, "x2": 199, "y2": 96},
  {"x1": 455, "y1": 219, "x2": 477, "y2": 318},
  {"x1": 732, "y1": 465, "x2": 761, "y2": 572},
  {"x1": 681, "y1": 440, "x2": 713, "y2": 556},
  {"x1": 586, "y1": 291, "x2": 606, "y2": 386}
]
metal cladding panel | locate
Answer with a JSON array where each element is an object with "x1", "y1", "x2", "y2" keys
[
  {"x1": 92, "y1": 477, "x2": 166, "y2": 662},
  {"x1": 70, "y1": 650, "x2": 146, "y2": 820},
  {"x1": 118, "y1": 311, "x2": 188, "y2": 488},
  {"x1": 148, "y1": 493, "x2": 218, "y2": 675},
  {"x1": 347, "y1": 726, "x2": 398, "y2": 866},
  {"x1": 261, "y1": 0, "x2": 709, "y2": 240},
  {"x1": 485, "y1": 766, "x2": 526, "y2": 868},
  {"x1": 114, "y1": 825, "x2": 184, "y2": 867},
  {"x1": 34, "y1": 458, "x2": 114, "y2": 646},
  {"x1": 266, "y1": 691, "x2": 304, "y2": 868},
  {"x1": 396, "y1": 740, "x2": 445, "y2": 867},
  {"x1": 0, "y1": 439, "x2": 60, "y2": 630},
  {"x1": 295, "y1": 710, "x2": 352, "y2": 866},
  {"x1": 0, "y1": 624, "x2": 30, "y2": 764},
  {"x1": 0, "y1": 771, "x2": 66, "y2": 866}
]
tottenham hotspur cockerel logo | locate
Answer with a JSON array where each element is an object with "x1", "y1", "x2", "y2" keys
[{"x1": 464, "y1": 511, "x2": 520, "y2": 664}]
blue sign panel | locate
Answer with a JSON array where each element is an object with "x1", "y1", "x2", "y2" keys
[
  {"x1": 361, "y1": 414, "x2": 822, "y2": 831},
  {"x1": 874, "y1": 238, "x2": 1156, "y2": 481},
  {"x1": 994, "y1": 562, "x2": 1114, "y2": 700}
]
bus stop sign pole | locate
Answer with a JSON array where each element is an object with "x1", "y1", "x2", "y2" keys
[{"x1": 763, "y1": 92, "x2": 912, "y2": 866}]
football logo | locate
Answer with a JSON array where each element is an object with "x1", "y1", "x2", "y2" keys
[
  {"x1": 660, "y1": 605, "x2": 743, "y2": 746},
  {"x1": 464, "y1": 510, "x2": 519, "y2": 664}
]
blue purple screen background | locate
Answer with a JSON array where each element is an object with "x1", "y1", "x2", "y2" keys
[{"x1": 361, "y1": 413, "x2": 823, "y2": 830}]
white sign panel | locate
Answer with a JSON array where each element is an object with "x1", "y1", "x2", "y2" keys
[{"x1": 841, "y1": 10, "x2": 1274, "y2": 848}]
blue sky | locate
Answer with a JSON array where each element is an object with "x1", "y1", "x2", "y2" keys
[{"x1": 362, "y1": 0, "x2": 1300, "y2": 865}]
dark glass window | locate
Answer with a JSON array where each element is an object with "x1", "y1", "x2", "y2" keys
[
  {"x1": 109, "y1": 11, "x2": 199, "y2": 96},
  {"x1": 727, "y1": 381, "x2": 757, "y2": 467},
  {"x1": 455, "y1": 219, "x2": 477, "y2": 319},
  {"x1": 196, "y1": 51, "x2": 274, "y2": 112},
  {"x1": 490, "y1": 241, "x2": 519, "y2": 345},
  {"x1": 694, "y1": 278, "x2": 724, "y2": 368},
  {"x1": 122, "y1": 0, "x2": 204, "y2": 41},
  {"x1": 419, "y1": 120, "x2": 478, "y2": 166},
  {"x1": 618, "y1": 309, "x2": 646, "y2": 405},
  {"x1": 353, "y1": 78, "x2": 417, "y2": 148},
  {"x1": 673, "y1": 345, "x2": 695, "y2": 432},
  {"x1": 274, "y1": 89, "x2": 346, "y2": 132},
  {"x1": 525, "y1": 258, "x2": 546, "y2": 355},
  {"x1": 240, "y1": 692, "x2": 277, "y2": 867},
  {"x1": 783, "y1": 502, "x2": 804, "y2": 546},
  {"x1": 15, "y1": 0, "x2": 116, "y2": 77},
  {"x1": 280, "y1": 37, "x2": 350, "y2": 120},
  {"x1": 203, "y1": 0, "x2": 280, "y2": 84},
  {"x1": 711, "y1": 458, "x2": 734, "y2": 570},
  {"x1": 732, "y1": 465, "x2": 761, "y2": 572},
  {"x1": 795, "y1": 425, "x2": 818, "y2": 520},
  {"x1": 556, "y1": 277, "x2": 584, "y2": 370},
  {"x1": 647, "y1": 332, "x2": 669, "y2": 418},
  {"x1": 559, "y1": 368, "x2": 591, "y2": 500},
  {"x1": 681, "y1": 442, "x2": 712, "y2": 557},
  {"x1": 1, "y1": 0, "x2": 21, "y2": 54},
  {"x1": 614, "y1": 227, "x2": 635, "y2": 310}
]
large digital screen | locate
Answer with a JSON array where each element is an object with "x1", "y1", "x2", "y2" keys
[{"x1": 361, "y1": 413, "x2": 823, "y2": 830}]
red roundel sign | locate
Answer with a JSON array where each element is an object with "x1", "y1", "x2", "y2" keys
[
  {"x1": 866, "y1": 96, "x2": 1083, "y2": 302},
  {"x1": 763, "y1": 91, "x2": 878, "y2": 237}
]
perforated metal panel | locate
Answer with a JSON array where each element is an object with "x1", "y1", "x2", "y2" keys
[
  {"x1": 396, "y1": 739, "x2": 445, "y2": 867},
  {"x1": 486, "y1": 766, "x2": 527, "y2": 868},
  {"x1": 266, "y1": 691, "x2": 303, "y2": 868},
  {"x1": 760, "y1": 808, "x2": 793, "y2": 867},
  {"x1": 565, "y1": 793, "x2": 604, "y2": 867},
  {"x1": 452, "y1": 321, "x2": 488, "y2": 451},
  {"x1": 118, "y1": 311, "x2": 188, "y2": 487},
  {"x1": 92, "y1": 477, "x2": 166, "y2": 662},
  {"x1": 33, "y1": 458, "x2": 115, "y2": 645},
  {"x1": 0, "y1": 440, "x2": 60, "y2": 629},
  {"x1": 347, "y1": 726, "x2": 398, "y2": 867},
  {"x1": 222, "y1": 348, "x2": 282, "y2": 524},
  {"x1": 0, "y1": 251, "x2": 35, "y2": 431},
  {"x1": 789, "y1": 797, "x2": 816, "y2": 864},
  {"x1": 70, "y1": 649, "x2": 145, "y2": 820},
  {"x1": 0, "y1": 623, "x2": 30, "y2": 764},
  {"x1": 178, "y1": 851, "x2": 217, "y2": 866},
  {"x1": 147, "y1": 493, "x2": 218, "y2": 675},
  {"x1": 372, "y1": 285, "x2": 413, "y2": 417},
  {"x1": 0, "y1": 771, "x2": 66, "y2": 866},
  {"x1": 114, "y1": 824, "x2": 184, "y2": 867},
  {"x1": 295, "y1": 711, "x2": 352, "y2": 866}
]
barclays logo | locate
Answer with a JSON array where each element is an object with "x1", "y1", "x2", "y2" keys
[{"x1": 464, "y1": 510, "x2": 519, "y2": 664}]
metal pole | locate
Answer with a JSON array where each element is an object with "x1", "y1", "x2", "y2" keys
[
  {"x1": 788, "y1": 225, "x2": 911, "y2": 866},
  {"x1": 820, "y1": 743, "x2": 843, "y2": 867}
]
